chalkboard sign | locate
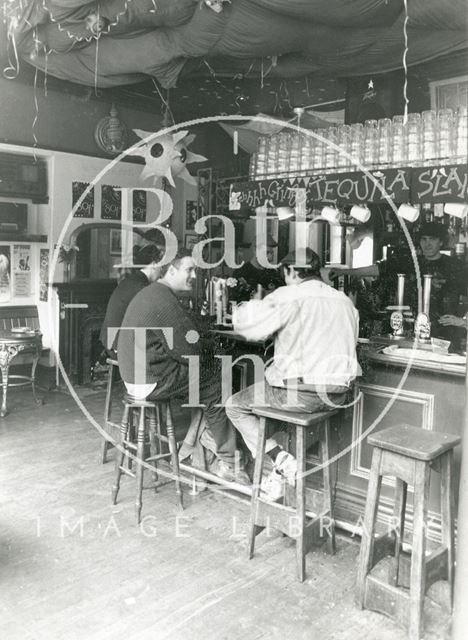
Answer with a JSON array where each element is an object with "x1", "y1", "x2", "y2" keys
[
  {"x1": 230, "y1": 163, "x2": 468, "y2": 210},
  {"x1": 412, "y1": 164, "x2": 468, "y2": 203}
]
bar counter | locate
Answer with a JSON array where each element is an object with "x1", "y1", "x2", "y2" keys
[
  {"x1": 334, "y1": 336, "x2": 465, "y2": 540},
  {"x1": 216, "y1": 327, "x2": 466, "y2": 540}
]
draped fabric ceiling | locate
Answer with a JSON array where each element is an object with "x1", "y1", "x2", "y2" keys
[{"x1": 6, "y1": 0, "x2": 468, "y2": 90}]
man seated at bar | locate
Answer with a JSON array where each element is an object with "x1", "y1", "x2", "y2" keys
[
  {"x1": 117, "y1": 248, "x2": 250, "y2": 484},
  {"x1": 100, "y1": 244, "x2": 162, "y2": 355},
  {"x1": 226, "y1": 248, "x2": 360, "y2": 499},
  {"x1": 329, "y1": 222, "x2": 466, "y2": 341},
  {"x1": 232, "y1": 236, "x2": 283, "y2": 299}
]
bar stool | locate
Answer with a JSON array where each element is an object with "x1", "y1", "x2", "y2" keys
[
  {"x1": 111, "y1": 394, "x2": 183, "y2": 524},
  {"x1": 249, "y1": 406, "x2": 341, "y2": 582},
  {"x1": 101, "y1": 357, "x2": 119, "y2": 464},
  {"x1": 356, "y1": 424, "x2": 460, "y2": 640}
]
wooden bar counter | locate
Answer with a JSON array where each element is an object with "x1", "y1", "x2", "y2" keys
[
  {"x1": 334, "y1": 336, "x2": 465, "y2": 541},
  {"x1": 212, "y1": 327, "x2": 465, "y2": 541}
]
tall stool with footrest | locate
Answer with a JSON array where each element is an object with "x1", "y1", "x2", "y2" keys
[
  {"x1": 356, "y1": 423, "x2": 460, "y2": 640},
  {"x1": 101, "y1": 357, "x2": 120, "y2": 464},
  {"x1": 111, "y1": 394, "x2": 183, "y2": 524},
  {"x1": 248, "y1": 406, "x2": 341, "y2": 582}
]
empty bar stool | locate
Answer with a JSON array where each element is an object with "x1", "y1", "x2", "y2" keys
[
  {"x1": 101, "y1": 357, "x2": 120, "y2": 464},
  {"x1": 111, "y1": 394, "x2": 183, "y2": 524},
  {"x1": 356, "y1": 424, "x2": 460, "y2": 640},
  {"x1": 249, "y1": 406, "x2": 341, "y2": 582}
]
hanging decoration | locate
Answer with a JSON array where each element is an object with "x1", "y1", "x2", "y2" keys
[
  {"x1": 94, "y1": 104, "x2": 128, "y2": 155},
  {"x1": 2, "y1": 1, "x2": 465, "y2": 92},
  {"x1": 203, "y1": 0, "x2": 231, "y2": 14},
  {"x1": 132, "y1": 129, "x2": 207, "y2": 187}
]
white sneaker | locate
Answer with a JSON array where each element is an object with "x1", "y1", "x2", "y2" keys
[
  {"x1": 260, "y1": 469, "x2": 285, "y2": 502},
  {"x1": 274, "y1": 450, "x2": 297, "y2": 486}
]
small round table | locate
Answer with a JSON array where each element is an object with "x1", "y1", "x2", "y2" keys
[{"x1": 0, "y1": 329, "x2": 43, "y2": 417}]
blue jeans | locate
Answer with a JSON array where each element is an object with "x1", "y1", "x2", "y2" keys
[{"x1": 226, "y1": 382, "x2": 346, "y2": 458}]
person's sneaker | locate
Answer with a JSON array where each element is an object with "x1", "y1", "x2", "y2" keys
[
  {"x1": 215, "y1": 460, "x2": 251, "y2": 486},
  {"x1": 274, "y1": 450, "x2": 297, "y2": 486},
  {"x1": 260, "y1": 469, "x2": 285, "y2": 502}
]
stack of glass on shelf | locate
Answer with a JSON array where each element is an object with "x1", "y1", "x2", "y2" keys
[{"x1": 249, "y1": 106, "x2": 468, "y2": 180}]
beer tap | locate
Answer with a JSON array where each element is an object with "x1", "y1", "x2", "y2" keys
[
  {"x1": 389, "y1": 274, "x2": 406, "y2": 339},
  {"x1": 415, "y1": 274, "x2": 432, "y2": 342}
]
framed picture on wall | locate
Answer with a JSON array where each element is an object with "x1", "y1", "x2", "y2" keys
[
  {"x1": 184, "y1": 233, "x2": 199, "y2": 251},
  {"x1": 185, "y1": 200, "x2": 199, "y2": 231},
  {"x1": 110, "y1": 229, "x2": 122, "y2": 255}
]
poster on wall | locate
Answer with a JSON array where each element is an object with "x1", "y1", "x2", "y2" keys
[
  {"x1": 12, "y1": 244, "x2": 32, "y2": 297},
  {"x1": 185, "y1": 200, "x2": 199, "y2": 231},
  {"x1": 0, "y1": 245, "x2": 11, "y2": 302},
  {"x1": 101, "y1": 185, "x2": 122, "y2": 220},
  {"x1": 39, "y1": 248, "x2": 50, "y2": 302},
  {"x1": 72, "y1": 181, "x2": 95, "y2": 218},
  {"x1": 133, "y1": 189, "x2": 147, "y2": 222}
]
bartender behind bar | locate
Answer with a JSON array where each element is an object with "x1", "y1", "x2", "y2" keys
[
  {"x1": 330, "y1": 222, "x2": 466, "y2": 343},
  {"x1": 232, "y1": 235, "x2": 283, "y2": 299}
]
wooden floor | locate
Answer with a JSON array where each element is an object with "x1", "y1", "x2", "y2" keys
[{"x1": 0, "y1": 384, "x2": 452, "y2": 640}]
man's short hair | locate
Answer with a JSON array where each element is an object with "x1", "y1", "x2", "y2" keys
[
  {"x1": 134, "y1": 243, "x2": 162, "y2": 266},
  {"x1": 280, "y1": 248, "x2": 322, "y2": 279},
  {"x1": 160, "y1": 247, "x2": 193, "y2": 277},
  {"x1": 418, "y1": 222, "x2": 446, "y2": 242},
  {"x1": 143, "y1": 228, "x2": 166, "y2": 246}
]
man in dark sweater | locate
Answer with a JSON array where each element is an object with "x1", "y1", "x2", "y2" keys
[
  {"x1": 117, "y1": 249, "x2": 249, "y2": 484},
  {"x1": 100, "y1": 244, "x2": 162, "y2": 353}
]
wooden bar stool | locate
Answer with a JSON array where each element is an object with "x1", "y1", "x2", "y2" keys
[
  {"x1": 101, "y1": 357, "x2": 119, "y2": 464},
  {"x1": 111, "y1": 395, "x2": 183, "y2": 523},
  {"x1": 356, "y1": 424, "x2": 460, "y2": 640},
  {"x1": 249, "y1": 406, "x2": 340, "y2": 582}
]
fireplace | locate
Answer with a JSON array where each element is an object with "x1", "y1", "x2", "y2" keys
[{"x1": 54, "y1": 280, "x2": 117, "y2": 384}]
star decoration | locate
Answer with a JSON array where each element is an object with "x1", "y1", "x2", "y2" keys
[{"x1": 131, "y1": 129, "x2": 207, "y2": 187}]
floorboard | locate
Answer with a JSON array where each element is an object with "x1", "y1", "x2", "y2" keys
[{"x1": 0, "y1": 386, "x2": 451, "y2": 639}]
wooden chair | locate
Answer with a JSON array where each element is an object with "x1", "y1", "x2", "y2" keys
[
  {"x1": 356, "y1": 424, "x2": 460, "y2": 640},
  {"x1": 111, "y1": 395, "x2": 183, "y2": 524},
  {"x1": 248, "y1": 406, "x2": 341, "y2": 582}
]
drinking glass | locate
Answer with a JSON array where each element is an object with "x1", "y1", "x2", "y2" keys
[
  {"x1": 266, "y1": 133, "x2": 280, "y2": 177},
  {"x1": 363, "y1": 119, "x2": 378, "y2": 169},
  {"x1": 311, "y1": 131, "x2": 325, "y2": 171},
  {"x1": 324, "y1": 127, "x2": 338, "y2": 171},
  {"x1": 455, "y1": 106, "x2": 468, "y2": 164},
  {"x1": 392, "y1": 115, "x2": 407, "y2": 166},
  {"x1": 336, "y1": 124, "x2": 351, "y2": 171},
  {"x1": 289, "y1": 131, "x2": 302, "y2": 175},
  {"x1": 378, "y1": 118, "x2": 392, "y2": 166},
  {"x1": 277, "y1": 131, "x2": 291, "y2": 178},
  {"x1": 300, "y1": 133, "x2": 313, "y2": 173},
  {"x1": 437, "y1": 108, "x2": 454, "y2": 163},
  {"x1": 249, "y1": 152, "x2": 257, "y2": 180},
  {"x1": 350, "y1": 122, "x2": 364, "y2": 168},
  {"x1": 406, "y1": 112, "x2": 422, "y2": 165},
  {"x1": 256, "y1": 135, "x2": 267, "y2": 178},
  {"x1": 422, "y1": 110, "x2": 437, "y2": 165}
]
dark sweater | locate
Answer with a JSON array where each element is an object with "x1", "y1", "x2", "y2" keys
[
  {"x1": 117, "y1": 282, "x2": 213, "y2": 398},
  {"x1": 100, "y1": 270, "x2": 149, "y2": 350}
]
